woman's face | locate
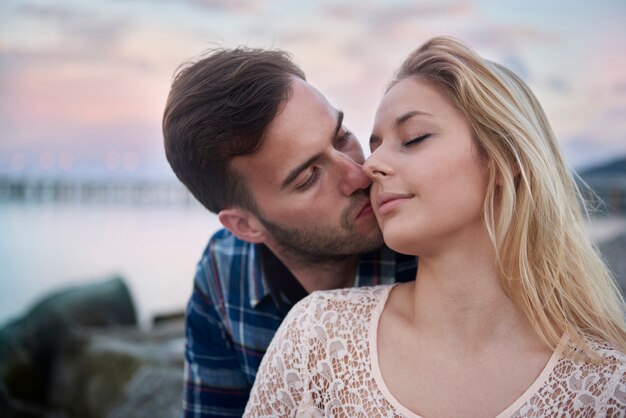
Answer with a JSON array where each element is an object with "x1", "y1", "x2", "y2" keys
[{"x1": 364, "y1": 76, "x2": 489, "y2": 256}]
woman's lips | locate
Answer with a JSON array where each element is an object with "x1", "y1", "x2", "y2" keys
[{"x1": 376, "y1": 192, "x2": 413, "y2": 216}]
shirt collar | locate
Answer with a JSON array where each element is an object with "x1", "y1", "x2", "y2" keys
[
  {"x1": 355, "y1": 245, "x2": 399, "y2": 286},
  {"x1": 247, "y1": 243, "x2": 271, "y2": 308},
  {"x1": 247, "y1": 244, "x2": 404, "y2": 309}
]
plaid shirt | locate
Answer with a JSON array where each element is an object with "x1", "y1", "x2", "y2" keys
[{"x1": 183, "y1": 228, "x2": 417, "y2": 417}]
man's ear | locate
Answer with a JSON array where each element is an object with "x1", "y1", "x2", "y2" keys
[{"x1": 218, "y1": 208, "x2": 267, "y2": 244}]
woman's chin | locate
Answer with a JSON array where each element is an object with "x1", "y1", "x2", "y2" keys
[{"x1": 381, "y1": 233, "x2": 419, "y2": 257}]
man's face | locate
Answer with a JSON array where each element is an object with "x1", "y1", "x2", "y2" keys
[{"x1": 231, "y1": 78, "x2": 383, "y2": 262}]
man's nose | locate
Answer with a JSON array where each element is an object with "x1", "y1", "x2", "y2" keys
[{"x1": 337, "y1": 153, "x2": 371, "y2": 195}]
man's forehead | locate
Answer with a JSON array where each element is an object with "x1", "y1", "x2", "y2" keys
[
  {"x1": 289, "y1": 77, "x2": 328, "y2": 103},
  {"x1": 231, "y1": 95, "x2": 342, "y2": 189}
]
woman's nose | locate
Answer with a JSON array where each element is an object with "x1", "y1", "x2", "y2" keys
[{"x1": 363, "y1": 149, "x2": 392, "y2": 180}]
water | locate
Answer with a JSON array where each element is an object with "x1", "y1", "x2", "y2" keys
[
  {"x1": 2, "y1": 202, "x2": 623, "y2": 329},
  {"x1": 0, "y1": 202, "x2": 222, "y2": 328}
]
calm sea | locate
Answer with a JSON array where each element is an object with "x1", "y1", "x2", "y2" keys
[
  {"x1": 2, "y1": 201, "x2": 624, "y2": 329},
  {"x1": 0, "y1": 202, "x2": 222, "y2": 328}
]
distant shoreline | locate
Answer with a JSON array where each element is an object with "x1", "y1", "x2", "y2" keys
[{"x1": 0, "y1": 177, "x2": 201, "y2": 207}]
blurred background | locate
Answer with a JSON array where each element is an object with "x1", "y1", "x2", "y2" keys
[
  {"x1": 1, "y1": 1, "x2": 626, "y2": 416},
  {"x1": 1, "y1": 0, "x2": 625, "y2": 327}
]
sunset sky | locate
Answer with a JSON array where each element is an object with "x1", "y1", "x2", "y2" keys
[{"x1": 1, "y1": 0, "x2": 625, "y2": 181}]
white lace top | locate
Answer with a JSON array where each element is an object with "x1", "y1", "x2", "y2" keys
[{"x1": 244, "y1": 285, "x2": 626, "y2": 417}]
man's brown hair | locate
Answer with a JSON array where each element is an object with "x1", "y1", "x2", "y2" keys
[{"x1": 163, "y1": 48, "x2": 306, "y2": 213}]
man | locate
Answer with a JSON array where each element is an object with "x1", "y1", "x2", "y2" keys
[{"x1": 163, "y1": 47, "x2": 416, "y2": 417}]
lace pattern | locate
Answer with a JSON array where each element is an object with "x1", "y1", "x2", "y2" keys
[{"x1": 244, "y1": 286, "x2": 626, "y2": 417}]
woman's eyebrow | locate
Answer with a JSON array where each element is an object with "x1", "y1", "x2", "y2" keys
[
  {"x1": 369, "y1": 110, "x2": 434, "y2": 149},
  {"x1": 395, "y1": 110, "x2": 433, "y2": 127}
]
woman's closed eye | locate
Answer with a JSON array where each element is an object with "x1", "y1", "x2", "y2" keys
[{"x1": 402, "y1": 133, "x2": 431, "y2": 148}]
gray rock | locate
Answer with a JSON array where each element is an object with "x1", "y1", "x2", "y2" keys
[
  {"x1": 0, "y1": 277, "x2": 136, "y2": 411},
  {"x1": 48, "y1": 321, "x2": 184, "y2": 418},
  {"x1": 106, "y1": 366, "x2": 183, "y2": 418}
]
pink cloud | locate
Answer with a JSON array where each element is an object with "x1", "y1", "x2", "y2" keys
[
  {"x1": 324, "y1": 1, "x2": 473, "y2": 21},
  {"x1": 464, "y1": 25, "x2": 560, "y2": 50},
  {"x1": 16, "y1": 3, "x2": 78, "y2": 21},
  {"x1": 168, "y1": 0, "x2": 265, "y2": 13}
]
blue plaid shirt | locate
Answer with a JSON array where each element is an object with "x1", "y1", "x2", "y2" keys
[{"x1": 183, "y1": 228, "x2": 416, "y2": 417}]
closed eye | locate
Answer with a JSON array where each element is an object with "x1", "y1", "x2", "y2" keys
[
  {"x1": 335, "y1": 129, "x2": 354, "y2": 149},
  {"x1": 296, "y1": 169, "x2": 319, "y2": 191},
  {"x1": 402, "y1": 133, "x2": 431, "y2": 147}
]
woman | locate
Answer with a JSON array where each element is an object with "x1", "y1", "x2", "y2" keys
[{"x1": 244, "y1": 37, "x2": 626, "y2": 417}]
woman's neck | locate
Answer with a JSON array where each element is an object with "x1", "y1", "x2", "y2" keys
[{"x1": 406, "y1": 231, "x2": 534, "y2": 354}]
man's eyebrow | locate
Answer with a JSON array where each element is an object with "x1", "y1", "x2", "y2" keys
[
  {"x1": 280, "y1": 110, "x2": 344, "y2": 190},
  {"x1": 332, "y1": 111, "x2": 344, "y2": 144}
]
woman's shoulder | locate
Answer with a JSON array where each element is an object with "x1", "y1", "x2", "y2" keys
[
  {"x1": 558, "y1": 333, "x2": 626, "y2": 389},
  {"x1": 515, "y1": 333, "x2": 626, "y2": 416},
  {"x1": 287, "y1": 284, "x2": 394, "y2": 325},
  {"x1": 557, "y1": 333, "x2": 626, "y2": 408},
  {"x1": 305, "y1": 284, "x2": 393, "y2": 309},
  {"x1": 574, "y1": 332, "x2": 626, "y2": 364}
]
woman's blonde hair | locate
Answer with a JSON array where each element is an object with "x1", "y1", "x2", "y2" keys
[{"x1": 390, "y1": 36, "x2": 626, "y2": 357}]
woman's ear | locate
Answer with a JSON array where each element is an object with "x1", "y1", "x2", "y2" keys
[{"x1": 218, "y1": 208, "x2": 267, "y2": 244}]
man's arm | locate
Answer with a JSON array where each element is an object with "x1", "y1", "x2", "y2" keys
[{"x1": 183, "y1": 284, "x2": 251, "y2": 417}]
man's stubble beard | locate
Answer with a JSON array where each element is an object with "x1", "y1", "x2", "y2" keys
[{"x1": 254, "y1": 193, "x2": 383, "y2": 265}]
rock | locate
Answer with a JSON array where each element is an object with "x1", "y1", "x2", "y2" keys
[
  {"x1": 0, "y1": 277, "x2": 136, "y2": 410},
  {"x1": 0, "y1": 379, "x2": 67, "y2": 418},
  {"x1": 48, "y1": 320, "x2": 184, "y2": 418},
  {"x1": 106, "y1": 366, "x2": 183, "y2": 418},
  {"x1": 152, "y1": 311, "x2": 185, "y2": 326}
]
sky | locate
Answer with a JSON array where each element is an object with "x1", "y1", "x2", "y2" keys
[{"x1": 1, "y1": 0, "x2": 625, "y2": 182}]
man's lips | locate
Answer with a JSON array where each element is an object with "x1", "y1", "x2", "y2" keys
[
  {"x1": 376, "y1": 192, "x2": 413, "y2": 216},
  {"x1": 356, "y1": 201, "x2": 373, "y2": 219}
]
